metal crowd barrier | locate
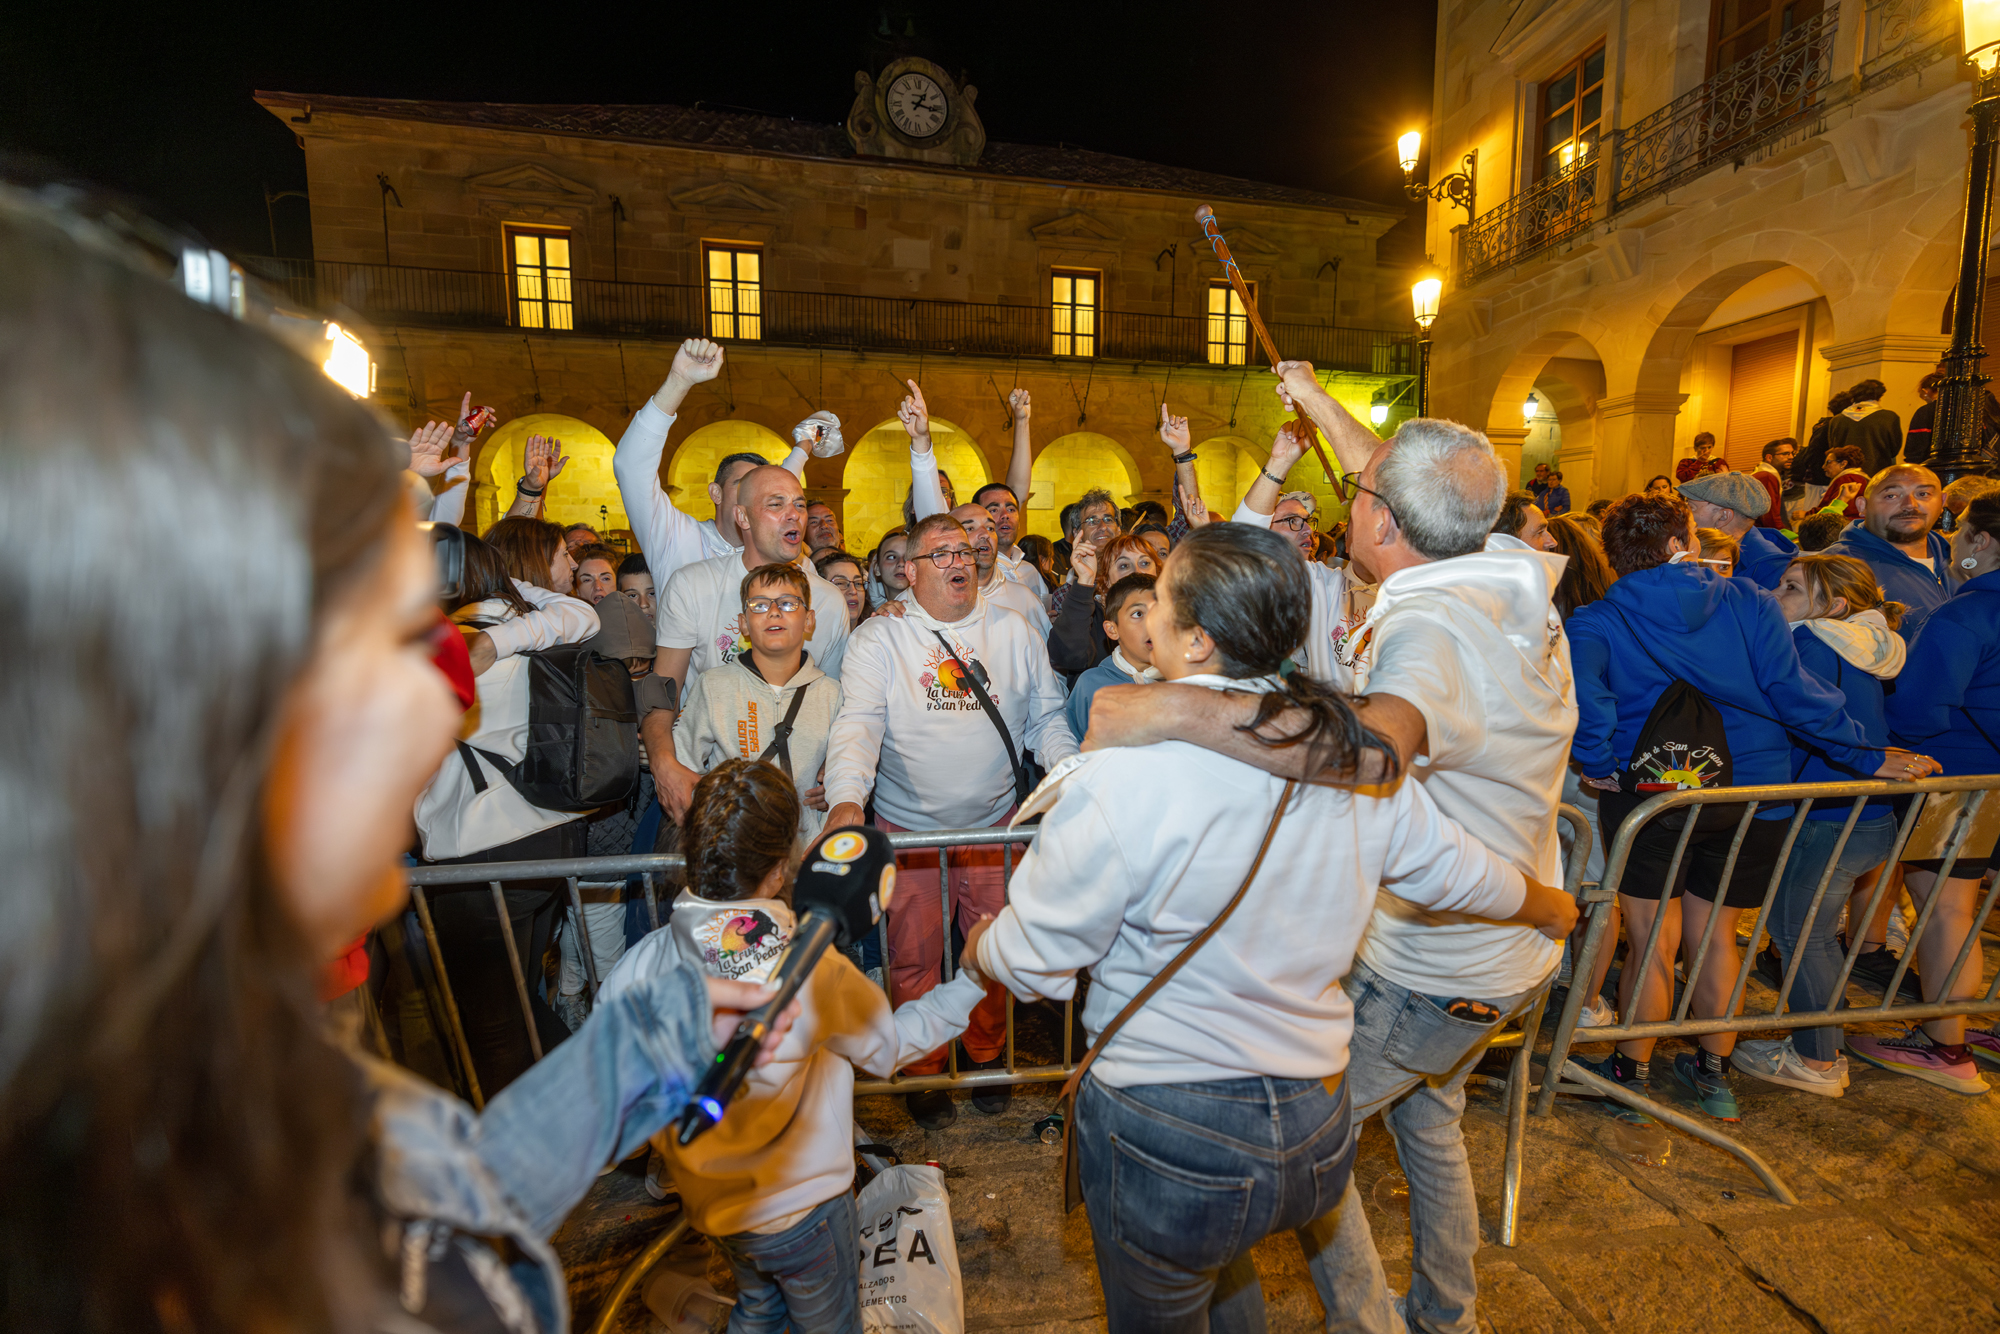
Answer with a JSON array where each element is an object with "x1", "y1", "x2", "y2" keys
[{"x1": 1532, "y1": 775, "x2": 2000, "y2": 1220}]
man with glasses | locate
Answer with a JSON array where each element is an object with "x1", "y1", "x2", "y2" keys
[
  {"x1": 824, "y1": 513, "x2": 1077, "y2": 1128},
  {"x1": 1046, "y1": 488, "x2": 1124, "y2": 625},
  {"x1": 647, "y1": 465, "x2": 851, "y2": 823}
]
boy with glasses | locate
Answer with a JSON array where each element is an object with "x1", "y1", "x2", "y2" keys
[{"x1": 674, "y1": 564, "x2": 843, "y2": 838}]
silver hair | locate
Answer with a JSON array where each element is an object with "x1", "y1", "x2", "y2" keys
[
  {"x1": 1372, "y1": 418, "x2": 1507, "y2": 560},
  {"x1": 1277, "y1": 489, "x2": 1318, "y2": 518}
]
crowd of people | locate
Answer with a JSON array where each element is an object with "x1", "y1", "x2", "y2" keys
[{"x1": 11, "y1": 180, "x2": 2000, "y2": 1334}]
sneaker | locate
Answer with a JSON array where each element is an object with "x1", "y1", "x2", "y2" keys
[
  {"x1": 1847, "y1": 1030, "x2": 1991, "y2": 1095},
  {"x1": 905, "y1": 1087, "x2": 956, "y2": 1129},
  {"x1": 1673, "y1": 1053, "x2": 1742, "y2": 1121},
  {"x1": 967, "y1": 1054, "x2": 1013, "y2": 1115},
  {"x1": 1577, "y1": 995, "x2": 1616, "y2": 1028},
  {"x1": 1731, "y1": 1038, "x2": 1843, "y2": 1097},
  {"x1": 1576, "y1": 1055, "x2": 1657, "y2": 1125},
  {"x1": 1965, "y1": 1027, "x2": 2000, "y2": 1066},
  {"x1": 1753, "y1": 944, "x2": 1785, "y2": 992},
  {"x1": 1848, "y1": 947, "x2": 1923, "y2": 1002}
]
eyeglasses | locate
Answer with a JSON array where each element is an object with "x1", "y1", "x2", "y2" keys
[
  {"x1": 915, "y1": 547, "x2": 976, "y2": 568},
  {"x1": 825, "y1": 575, "x2": 864, "y2": 591},
  {"x1": 1339, "y1": 472, "x2": 1395, "y2": 520},
  {"x1": 1079, "y1": 512, "x2": 1119, "y2": 532},
  {"x1": 1272, "y1": 515, "x2": 1314, "y2": 533},
  {"x1": 745, "y1": 596, "x2": 806, "y2": 615}
]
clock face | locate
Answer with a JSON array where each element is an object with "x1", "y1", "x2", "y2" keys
[{"x1": 885, "y1": 71, "x2": 948, "y2": 140}]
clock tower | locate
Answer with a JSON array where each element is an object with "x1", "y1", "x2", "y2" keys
[{"x1": 845, "y1": 56, "x2": 985, "y2": 167}]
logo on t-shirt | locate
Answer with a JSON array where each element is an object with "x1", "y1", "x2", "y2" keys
[
  {"x1": 918, "y1": 640, "x2": 990, "y2": 714},
  {"x1": 714, "y1": 615, "x2": 750, "y2": 666},
  {"x1": 691, "y1": 908, "x2": 789, "y2": 981}
]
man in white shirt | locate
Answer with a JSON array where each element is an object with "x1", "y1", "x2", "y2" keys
[
  {"x1": 647, "y1": 465, "x2": 851, "y2": 820},
  {"x1": 823, "y1": 513, "x2": 1078, "y2": 1127},
  {"x1": 611, "y1": 339, "x2": 814, "y2": 584},
  {"x1": 1087, "y1": 416, "x2": 1578, "y2": 1334},
  {"x1": 972, "y1": 387, "x2": 1046, "y2": 597},
  {"x1": 950, "y1": 503, "x2": 1051, "y2": 638}
]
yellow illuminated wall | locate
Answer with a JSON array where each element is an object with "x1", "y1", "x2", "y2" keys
[
  {"x1": 476, "y1": 413, "x2": 623, "y2": 534},
  {"x1": 1024, "y1": 432, "x2": 1141, "y2": 541},
  {"x1": 841, "y1": 417, "x2": 990, "y2": 556},
  {"x1": 665, "y1": 420, "x2": 795, "y2": 522}
]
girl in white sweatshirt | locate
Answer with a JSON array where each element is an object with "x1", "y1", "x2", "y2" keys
[
  {"x1": 601, "y1": 760, "x2": 982, "y2": 1334},
  {"x1": 966, "y1": 524, "x2": 1576, "y2": 1332}
]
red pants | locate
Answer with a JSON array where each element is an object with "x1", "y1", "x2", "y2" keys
[{"x1": 875, "y1": 813, "x2": 1020, "y2": 1075}]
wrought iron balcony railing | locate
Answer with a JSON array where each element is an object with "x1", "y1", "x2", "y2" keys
[
  {"x1": 1860, "y1": 0, "x2": 1960, "y2": 89},
  {"x1": 242, "y1": 257, "x2": 1414, "y2": 376},
  {"x1": 1609, "y1": 6, "x2": 1839, "y2": 211},
  {"x1": 1460, "y1": 155, "x2": 1600, "y2": 284}
]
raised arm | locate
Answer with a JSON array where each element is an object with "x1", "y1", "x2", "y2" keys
[
  {"x1": 615, "y1": 340, "x2": 727, "y2": 577},
  {"x1": 901, "y1": 380, "x2": 949, "y2": 520},
  {"x1": 1233, "y1": 420, "x2": 1312, "y2": 522},
  {"x1": 1081, "y1": 680, "x2": 1415, "y2": 785},
  {"x1": 1274, "y1": 360, "x2": 1378, "y2": 476},
  {"x1": 1006, "y1": 388, "x2": 1035, "y2": 504},
  {"x1": 481, "y1": 581, "x2": 601, "y2": 659},
  {"x1": 507, "y1": 434, "x2": 568, "y2": 519},
  {"x1": 1160, "y1": 405, "x2": 1207, "y2": 536}
]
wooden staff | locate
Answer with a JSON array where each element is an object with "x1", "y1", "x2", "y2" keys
[{"x1": 1195, "y1": 204, "x2": 1345, "y2": 496}]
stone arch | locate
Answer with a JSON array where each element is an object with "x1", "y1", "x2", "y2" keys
[
  {"x1": 665, "y1": 420, "x2": 794, "y2": 526},
  {"x1": 841, "y1": 416, "x2": 990, "y2": 556},
  {"x1": 1026, "y1": 433, "x2": 1142, "y2": 542},
  {"x1": 1190, "y1": 436, "x2": 1262, "y2": 520},
  {"x1": 1632, "y1": 245, "x2": 1847, "y2": 400},
  {"x1": 1483, "y1": 325, "x2": 1612, "y2": 499},
  {"x1": 473, "y1": 413, "x2": 622, "y2": 534}
]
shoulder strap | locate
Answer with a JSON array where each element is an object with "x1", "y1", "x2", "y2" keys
[
  {"x1": 931, "y1": 629, "x2": 1030, "y2": 807},
  {"x1": 756, "y1": 677, "x2": 814, "y2": 778},
  {"x1": 455, "y1": 741, "x2": 519, "y2": 795},
  {"x1": 1056, "y1": 780, "x2": 1297, "y2": 1103}
]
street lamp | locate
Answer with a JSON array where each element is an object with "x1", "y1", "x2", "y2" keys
[
  {"x1": 1412, "y1": 276, "x2": 1441, "y2": 416},
  {"x1": 1370, "y1": 390, "x2": 1391, "y2": 428},
  {"x1": 1931, "y1": 0, "x2": 2000, "y2": 483},
  {"x1": 1523, "y1": 392, "x2": 1540, "y2": 422},
  {"x1": 1397, "y1": 129, "x2": 1477, "y2": 221}
]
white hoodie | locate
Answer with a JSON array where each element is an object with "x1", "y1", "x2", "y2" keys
[
  {"x1": 825, "y1": 593, "x2": 1079, "y2": 829},
  {"x1": 1348, "y1": 538, "x2": 1578, "y2": 998},
  {"x1": 1800, "y1": 608, "x2": 1907, "y2": 679},
  {"x1": 972, "y1": 675, "x2": 1529, "y2": 1087}
]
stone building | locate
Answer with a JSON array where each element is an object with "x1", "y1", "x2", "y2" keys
[
  {"x1": 1410, "y1": 0, "x2": 1978, "y2": 502},
  {"x1": 253, "y1": 63, "x2": 1416, "y2": 551}
]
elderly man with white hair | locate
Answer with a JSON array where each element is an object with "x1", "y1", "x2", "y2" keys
[
  {"x1": 1089, "y1": 406, "x2": 1578, "y2": 1334},
  {"x1": 1679, "y1": 470, "x2": 1797, "y2": 590}
]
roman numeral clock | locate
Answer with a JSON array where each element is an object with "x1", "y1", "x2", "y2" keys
[{"x1": 846, "y1": 57, "x2": 986, "y2": 166}]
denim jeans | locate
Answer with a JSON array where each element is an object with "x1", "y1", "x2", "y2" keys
[
  {"x1": 1769, "y1": 814, "x2": 1898, "y2": 1062},
  {"x1": 1302, "y1": 959, "x2": 1548, "y2": 1334},
  {"x1": 1077, "y1": 1071, "x2": 1355, "y2": 1334},
  {"x1": 711, "y1": 1192, "x2": 861, "y2": 1334}
]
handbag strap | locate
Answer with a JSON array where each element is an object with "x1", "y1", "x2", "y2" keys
[
  {"x1": 1057, "y1": 779, "x2": 1298, "y2": 1104},
  {"x1": 931, "y1": 629, "x2": 1030, "y2": 807},
  {"x1": 756, "y1": 678, "x2": 814, "y2": 777}
]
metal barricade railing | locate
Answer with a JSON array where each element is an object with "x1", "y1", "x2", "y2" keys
[{"x1": 1531, "y1": 775, "x2": 2000, "y2": 1217}]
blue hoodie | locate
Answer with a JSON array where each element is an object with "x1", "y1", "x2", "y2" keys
[
  {"x1": 1885, "y1": 570, "x2": 2000, "y2": 778},
  {"x1": 1823, "y1": 522, "x2": 1951, "y2": 640},
  {"x1": 1568, "y1": 562, "x2": 1882, "y2": 817},
  {"x1": 1735, "y1": 524, "x2": 1796, "y2": 591}
]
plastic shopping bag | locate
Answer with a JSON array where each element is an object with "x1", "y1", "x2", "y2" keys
[{"x1": 856, "y1": 1163, "x2": 963, "y2": 1334}]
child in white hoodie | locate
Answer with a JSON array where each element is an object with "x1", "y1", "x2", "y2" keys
[{"x1": 599, "y1": 760, "x2": 983, "y2": 1333}]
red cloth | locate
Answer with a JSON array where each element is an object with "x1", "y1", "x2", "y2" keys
[
  {"x1": 1676, "y1": 457, "x2": 1726, "y2": 483},
  {"x1": 431, "y1": 614, "x2": 478, "y2": 711},
  {"x1": 1824, "y1": 468, "x2": 1870, "y2": 519},
  {"x1": 320, "y1": 934, "x2": 370, "y2": 1002},
  {"x1": 1752, "y1": 466, "x2": 1785, "y2": 528}
]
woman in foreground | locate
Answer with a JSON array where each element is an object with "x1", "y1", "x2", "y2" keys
[
  {"x1": 966, "y1": 524, "x2": 1575, "y2": 1333},
  {"x1": 0, "y1": 189, "x2": 782, "y2": 1332}
]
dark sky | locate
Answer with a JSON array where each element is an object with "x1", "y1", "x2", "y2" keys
[{"x1": 1, "y1": 1, "x2": 1435, "y2": 261}]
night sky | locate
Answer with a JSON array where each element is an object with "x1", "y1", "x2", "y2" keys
[{"x1": 1, "y1": 2, "x2": 1435, "y2": 262}]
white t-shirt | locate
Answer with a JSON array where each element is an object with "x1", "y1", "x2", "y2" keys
[
  {"x1": 612, "y1": 401, "x2": 807, "y2": 585},
  {"x1": 657, "y1": 551, "x2": 851, "y2": 685},
  {"x1": 1349, "y1": 543, "x2": 1577, "y2": 998},
  {"x1": 1231, "y1": 504, "x2": 1375, "y2": 688}
]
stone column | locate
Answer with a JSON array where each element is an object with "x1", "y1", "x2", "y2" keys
[
  {"x1": 1484, "y1": 426, "x2": 1529, "y2": 484},
  {"x1": 1594, "y1": 392, "x2": 1689, "y2": 498},
  {"x1": 1819, "y1": 334, "x2": 1953, "y2": 423}
]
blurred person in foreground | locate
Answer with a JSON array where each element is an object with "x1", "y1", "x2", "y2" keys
[{"x1": 0, "y1": 191, "x2": 790, "y2": 1334}]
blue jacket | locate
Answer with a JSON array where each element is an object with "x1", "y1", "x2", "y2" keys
[
  {"x1": 1824, "y1": 522, "x2": 1951, "y2": 640},
  {"x1": 1544, "y1": 484, "x2": 1572, "y2": 516},
  {"x1": 1735, "y1": 524, "x2": 1796, "y2": 591},
  {"x1": 1568, "y1": 563, "x2": 1882, "y2": 815},
  {"x1": 1065, "y1": 652, "x2": 1136, "y2": 741},
  {"x1": 1790, "y1": 627, "x2": 1892, "y2": 821},
  {"x1": 1886, "y1": 570, "x2": 2000, "y2": 777}
]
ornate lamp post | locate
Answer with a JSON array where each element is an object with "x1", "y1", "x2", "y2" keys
[
  {"x1": 1932, "y1": 0, "x2": 2000, "y2": 483},
  {"x1": 1412, "y1": 277, "x2": 1441, "y2": 416},
  {"x1": 1398, "y1": 131, "x2": 1477, "y2": 221}
]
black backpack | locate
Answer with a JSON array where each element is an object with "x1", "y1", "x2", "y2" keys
[
  {"x1": 1622, "y1": 678, "x2": 1746, "y2": 832},
  {"x1": 458, "y1": 645, "x2": 640, "y2": 813}
]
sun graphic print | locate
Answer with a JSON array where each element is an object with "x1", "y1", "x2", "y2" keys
[{"x1": 918, "y1": 639, "x2": 989, "y2": 713}]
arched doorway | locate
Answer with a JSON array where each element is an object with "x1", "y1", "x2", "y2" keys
[
  {"x1": 1026, "y1": 433, "x2": 1141, "y2": 541},
  {"x1": 475, "y1": 414, "x2": 622, "y2": 534},
  {"x1": 841, "y1": 417, "x2": 989, "y2": 555}
]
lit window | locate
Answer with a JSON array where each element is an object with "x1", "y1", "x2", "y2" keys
[
  {"x1": 1052, "y1": 269, "x2": 1098, "y2": 357},
  {"x1": 507, "y1": 226, "x2": 573, "y2": 330},
  {"x1": 1206, "y1": 282, "x2": 1255, "y2": 365},
  {"x1": 707, "y1": 245, "x2": 763, "y2": 341},
  {"x1": 1538, "y1": 45, "x2": 1605, "y2": 180}
]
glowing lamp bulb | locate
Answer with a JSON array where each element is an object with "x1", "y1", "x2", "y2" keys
[
  {"x1": 1411, "y1": 277, "x2": 1442, "y2": 330},
  {"x1": 322, "y1": 322, "x2": 372, "y2": 398},
  {"x1": 1397, "y1": 131, "x2": 1422, "y2": 174},
  {"x1": 1523, "y1": 393, "x2": 1540, "y2": 422}
]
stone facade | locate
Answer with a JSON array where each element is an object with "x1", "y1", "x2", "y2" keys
[
  {"x1": 1414, "y1": 0, "x2": 1977, "y2": 500},
  {"x1": 257, "y1": 91, "x2": 1418, "y2": 551}
]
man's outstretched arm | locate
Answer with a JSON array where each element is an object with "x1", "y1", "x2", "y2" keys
[
  {"x1": 1081, "y1": 681, "x2": 1421, "y2": 786},
  {"x1": 1274, "y1": 360, "x2": 1379, "y2": 476}
]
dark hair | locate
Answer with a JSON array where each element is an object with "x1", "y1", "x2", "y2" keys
[
  {"x1": 1077, "y1": 488, "x2": 1116, "y2": 518},
  {"x1": 1849, "y1": 379, "x2": 1887, "y2": 403},
  {"x1": 814, "y1": 551, "x2": 870, "y2": 619},
  {"x1": 1601, "y1": 492, "x2": 1693, "y2": 576},
  {"x1": 1493, "y1": 489, "x2": 1539, "y2": 537},
  {"x1": 1645, "y1": 474, "x2": 1673, "y2": 491},
  {"x1": 684, "y1": 759, "x2": 802, "y2": 902},
  {"x1": 1962, "y1": 494, "x2": 2000, "y2": 545},
  {"x1": 1586, "y1": 497, "x2": 1612, "y2": 519},
  {"x1": 448, "y1": 530, "x2": 534, "y2": 618},
  {"x1": 714, "y1": 449, "x2": 771, "y2": 489},
  {"x1": 1761, "y1": 437, "x2": 1797, "y2": 460},
  {"x1": 741, "y1": 562, "x2": 811, "y2": 606},
  {"x1": 1059, "y1": 501, "x2": 1081, "y2": 539},
  {"x1": 562, "y1": 523, "x2": 598, "y2": 540},
  {"x1": 1796, "y1": 511, "x2": 1847, "y2": 551},
  {"x1": 1162, "y1": 525, "x2": 1398, "y2": 782},
  {"x1": 1920, "y1": 371, "x2": 1945, "y2": 393},
  {"x1": 972, "y1": 482, "x2": 1017, "y2": 506},
  {"x1": 1693, "y1": 432, "x2": 1716, "y2": 449},
  {"x1": 1828, "y1": 390, "x2": 1854, "y2": 413},
  {"x1": 572, "y1": 542, "x2": 622, "y2": 570},
  {"x1": 1018, "y1": 533, "x2": 1056, "y2": 579},
  {"x1": 618, "y1": 551, "x2": 650, "y2": 578},
  {"x1": 1549, "y1": 469, "x2": 1564, "y2": 482},
  {"x1": 1132, "y1": 499, "x2": 1170, "y2": 526},
  {"x1": 0, "y1": 193, "x2": 399, "y2": 1329},
  {"x1": 1828, "y1": 443, "x2": 1865, "y2": 470},
  {"x1": 1134, "y1": 520, "x2": 1172, "y2": 541},
  {"x1": 485, "y1": 515, "x2": 565, "y2": 589},
  {"x1": 1102, "y1": 571, "x2": 1156, "y2": 620},
  {"x1": 1545, "y1": 514, "x2": 1616, "y2": 621}
]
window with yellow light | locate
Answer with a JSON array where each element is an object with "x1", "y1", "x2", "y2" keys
[
  {"x1": 1206, "y1": 281, "x2": 1255, "y2": 365},
  {"x1": 507, "y1": 225, "x2": 573, "y2": 330},
  {"x1": 1051, "y1": 269, "x2": 1098, "y2": 357},
  {"x1": 706, "y1": 244, "x2": 763, "y2": 341}
]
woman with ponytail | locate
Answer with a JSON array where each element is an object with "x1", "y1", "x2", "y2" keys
[{"x1": 963, "y1": 523, "x2": 1576, "y2": 1333}]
